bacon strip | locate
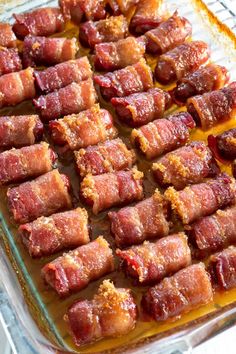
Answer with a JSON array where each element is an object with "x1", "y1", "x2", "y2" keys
[
  {"x1": 34, "y1": 57, "x2": 92, "y2": 94},
  {"x1": 187, "y1": 82, "x2": 236, "y2": 130},
  {"x1": 152, "y1": 141, "x2": 220, "y2": 190},
  {"x1": 111, "y1": 88, "x2": 171, "y2": 127},
  {"x1": 0, "y1": 115, "x2": 43, "y2": 148},
  {"x1": 117, "y1": 233, "x2": 191, "y2": 284},
  {"x1": 7, "y1": 169, "x2": 72, "y2": 224},
  {"x1": 94, "y1": 36, "x2": 146, "y2": 71},
  {"x1": 0, "y1": 142, "x2": 56, "y2": 185},
  {"x1": 13, "y1": 7, "x2": 65, "y2": 38},
  {"x1": 208, "y1": 246, "x2": 236, "y2": 290},
  {"x1": 129, "y1": 0, "x2": 163, "y2": 35},
  {"x1": 115, "y1": 0, "x2": 139, "y2": 14},
  {"x1": 0, "y1": 68, "x2": 36, "y2": 108},
  {"x1": 74, "y1": 138, "x2": 136, "y2": 177},
  {"x1": 208, "y1": 128, "x2": 236, "y2": 162},
  {"x1": 165, "y1": 173, "x2": 236, "y2": 225},
  {"x1": 108, "y1": 189, "x2": 169, "y2": 247},
  {"x1": 42, "y1": 236, "x2": 115, "y2": 297},
  {"x1": 22, "y1": 35, "x2": 78, "y2": 68},
  {"x1": 65, "y1": 280, "x2": 137, "y2": 346},
  {"x1": 173, "y1": 64, "x2": 229, "y2": 104},
  {"x1": 79, "y1": 15, "x2": 128, "y2": 48},
  {"x1": 155, "y1": 41, "x2": 210, "y2": 84},
  {"x1": 94, "y1": 59, "x2": 153, "y2": 101},
  {"x1": 33, "y1": 79, "x2": 97, "y2": 121},
  {"x1": 49, "y1": 104, "x2": 117, "y2": 149},
  {"x1": 59, "y1": 0, "x2": 107, "y2": 23},
  {"x1": 19, "y1": 207, "x2": 89, "y2": 258},
  {"x1": 131, "y1": 112, "x2": 195, "y2": 159},
  {"x1": 81, "y1": 168, "x2": 144, "y2": 214},
  {"x1": 0, "y1": 23, "x2": 16, "y2": 48},
  {"x1": 142, "y1": 263, "x2": 213, "y2": 321},
  {"x1": 145, "y1": 11, "x2": 192, "y2": 55},
  {"x1": 0, "y1": 48, "x2": 22, "y2": 76},
  {"x1": 189, "y1": 206, "x2": 236, "y2": 253}
]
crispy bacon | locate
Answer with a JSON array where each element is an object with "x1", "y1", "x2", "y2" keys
[
  {"x1": 208, "y1": 246, "x2": 236, "y2": 290},
  {"x1": 0, "y1": 142, "x2": 56, "y2": 185},
  {"x1": 173, "y1": 64, "x2": 229, "y2": 104},
  {"x1": 42, "y1": 236, "x2": 115, "y2": 297},
  {"x1": 49, "y1": 104, "x2": 118, "y2": 149},
  {"x1": 59, "y1": 0, "x2": 107, "y2": 23},
  {"x1": 131, "y1": 112, "x2": 195, "y2": 159},
  {"x1": 108, "y1": 189, "x2": 169, "y2": 247},
  {"x1": 81, "y1": 168, "x2": 144, "y2": 214},
  {"x1": 142, "y1": 263, "x2": 213, "y2": 321},
  {"x1": 187, "y1": 82, "x2": 236, "y2": 130},
  {"x1": 129, "y1": 0, "x2": 163, "y2": 35},
  {"x1": 115, "y1": 0, "x2": 139, "y2": 14},
  {"x1": 0, "y1": 68, "x2": 36, "y2": 108},
  {"x1": 79, "y1": 15, "x2": 128, "y2": 48},
  {"x1": 0, "y1": 48, "x2": 22, "y2": 76},
  {"x1": 65, "y1": 280, "x2": 137, "y2": 346},
  {"x1": 189, "y1": 205, "x2": 236, "y2": 253},
  {"x1": 0, "y1": 23, "x2": 16, "y2": 48},
  {"x1": 34, "y1": 57, "x2": 92, "y2": 93},
  {"x1": 208, "y1": 129, "x2": 236, "y2": 162},
  {"x1": 94, "y1": 59, "x2": 153, "y2": 101},
  {"x1": 7, "y1": 169, "x2": 72, "y2": 224},
  {"x1": 13, "y1": 7, "x2": 65, "y2": 38},
  {"x1": 155, "y1": 41, "x2": 210, "y2": 84},
  {"x1": 74, "y1": 138, "x2": 136, "y2": 177},
  {"x1": 152, "y1": 141, "x2": 220, "y2": 190},
  {"x1": 0, "y1": 115, "x2": 43, "y2": 148},
  {"x1": 19, "y1": 207, "x2": 89, "y2": 258},
  {"x1": 145, "y1": 11, "x2": 192, "y2": 55},
  {"x1": 117, "y1": 233, "x2": 191, "y2": 284},
  {"x1": 111, "y1": 88, "x2": 171, "y2": 127},
  {"x1": 33, "y1": 79, "x2": 97, "y2": 121},
  {"x1": 165, "y1": 173, "x2": 236, "y2": 225},
  {"x1": 94, "y1": 36, "x2": 146, "y2": 71},
  {"x1": 22, "y1": 35, "x2": 78, "y2": 68}
]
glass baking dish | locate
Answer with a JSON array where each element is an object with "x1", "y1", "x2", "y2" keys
[{"x1": 1, "y1": 0, "x2": 236, "y2": 353}]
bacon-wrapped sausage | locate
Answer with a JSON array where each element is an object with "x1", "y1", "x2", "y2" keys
[
  {"x1": 7, "y1": 169, "x2": 72, "y2": 224},
  {"x1": 79, "y1": 15, "x2": 128, "y2": 48},
  {"x1": 165, "y1": 173, "x2": 236, "y2": 225},
  {"x1": 145, "y1": 12, "x2": 192, "y2": 55},
  {"x1": 208, "y1": 246, "x2": 236, "y2": 290},
  {"x1": 94, "y1": 36, "x2": 146, "y2": 71},
  {"x1": 33, "y1": 79, "x2": 97, "y2": 121},
  {"x1": 19, "y1": 207, "x2": 89, "y2": 258},
  {"x1": 131, "y1": 112, "x2": 195, "y2": 159},
  {"x1": 152, "y1": 141, "x2": 220, "y2": 190},
  {"x1": 189, "y1": 206, "x2": 236, "y2": 253},
  {"x1": 65, "y1": 280, "x2": 137, "y2": 347},
  {"x1": 173, "y1": 64, "x2": 229, "y2": 104},
  {"x1": 22, "y1": 35, "x2": 78, "y2": 68},
  {"x1": 0, "y1": 68, "x2": 36, "y2": 108},
  {"x1": 0, "y1": 115, "x2": 43, "y2": 148},
  {"x1": 42, "y1": 236, "x2": 115, "y2": 297},
  {"x1": 34, "y1": 57, "x2": 92, "y2": 94},
  {"x1": 49, "y1": 104, "x2": 118, "y2": 149},
  {"x1": 81, "y1": 168, "x2": 144, "y2": 214},
  {"x1": 208, "y1": 128, "x2": 236, "y2": 161},
  {"x1": 155, "y1": 41, "x2": 210, "y2": 85},
  {"x1": 187, "y1": 82, "x2": 236, "y2": 130},
  {"x1": 0, "y1": 142, "x2": 56, "y2": 185},
  {"x1": 94, "y1": 59, "x2": 153, "y2": 101},
  {"x1": 0, "y1": 23, "x2": 16, "y2": 48},
  {"x1": 13, "y1": 8, "x2": 65, "y2": 39},
  {"x1": 0, "y1": 48, "x2": 22, "y2": 76},
  {"x1": 74, "y1": 138, "x2": 136, "y2": 177},
  {"x1": 108, "y1": 189, "x2": 169, "y2": 248},
  {"x1": 111, "y1": 88, "x2": 171, "y2": 127},
  {"x1": 59, "y1": 0, "x2": 107, "y2": 23},
  {"x1": 117, "y1": 233, "x2": 191, "y2": 284},
  {"x1": 142, "y1": 263, "x2": 213, "y2": 321},
  {"x1": 129, "y1": 0, "x2": 163, "y2": 35}
]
